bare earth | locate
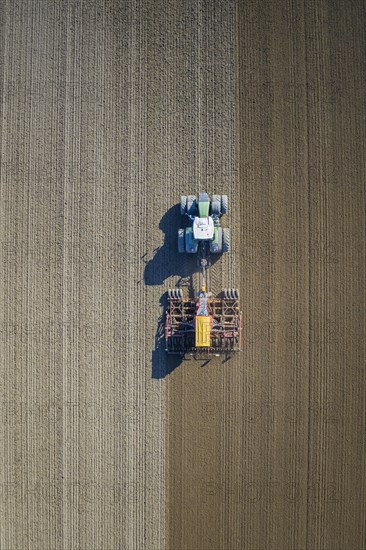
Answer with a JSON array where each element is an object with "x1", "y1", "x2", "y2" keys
[{"x1": 0, "y1": 1, "x2": 365, "y2": 550}]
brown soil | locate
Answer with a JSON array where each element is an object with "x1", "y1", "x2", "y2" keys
[
  {"x1": 167, "y1": 1, "x2": 366, "y2": 549},
  {"x1": 0, "y1": 1, "x2": 365, "y2": 549}
]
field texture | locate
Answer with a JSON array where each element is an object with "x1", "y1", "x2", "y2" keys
[{"x1": 0, "y1": 1, "x2": 365, "y2": 549}]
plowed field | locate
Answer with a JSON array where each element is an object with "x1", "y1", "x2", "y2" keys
[{"x1": 0, "y1": 1, "x2": 365, "y2": 549}]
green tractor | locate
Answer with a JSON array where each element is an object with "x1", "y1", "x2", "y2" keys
[
  {"x1": 165, "y1": 193, "x2": 242, "y2": 358},
  {"x1": 178, "y1": 193, "x2": 230, "y2": 259}
]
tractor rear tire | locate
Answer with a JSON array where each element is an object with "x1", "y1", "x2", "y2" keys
[
  {"x1": 178, "y1": 229, "x2": 185, "y2": 253},
  {"x1": 221, "y1": 195, "x2": 228, "y2": 214},
  {"x1": 211, "y1": 194, "x2": 221, "y2": 216},
  {"x1": 222, "y1": 228, "x2": 230, "y2": 252},
  {"x1": 186, "y1": 195, "x2": 197, "y2": 216},
  {"x1": 180, "y1": 195, "x2": 187, "y2": 215},
  {"x1": 215, "y1": 227, "x2": 223, "y2": 253}
]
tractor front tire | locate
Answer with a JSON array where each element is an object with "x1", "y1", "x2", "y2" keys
[
  {"x1": 180, "y1": 195, "x2": 187, "y2": 215},
  {"x1": 221, "y1": 195, "x2": 228, "y2": 214},
  {"x1": 211, "y1": 194, "x2": 221, "y2": 216},
  {"x1": 186, "y1": 195, "x2": 197, "y2": 216}
]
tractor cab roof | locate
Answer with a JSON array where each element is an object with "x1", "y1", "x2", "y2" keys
[{"x1": 193, "y1": 216, "x2": 214, "y2": 240}]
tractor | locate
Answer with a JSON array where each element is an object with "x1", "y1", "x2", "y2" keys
[
  {"x1": 165, "y1": 193, "x2": 242, "y2": 359},
  {"x1": 178, "y1": 192, "x2": 230, "y2": 258}
]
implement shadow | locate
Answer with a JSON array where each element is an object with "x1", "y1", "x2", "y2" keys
[{"x1": 151, "y1": 291, "x2": 183, "y2": 379}]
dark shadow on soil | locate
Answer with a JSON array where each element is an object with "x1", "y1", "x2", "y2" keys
[
  {"x1": 143, "y1": 204, "x2": 221, "y2": 286},
  {"x1": 151, "y1": 291, "x2": 182, "y2": 379},
  {"x1": 145, "y1": 204, "x2": 222, "y2": 379},
  {"x1": 144, "y1": 204, "x2": 195, "y2": 286}
]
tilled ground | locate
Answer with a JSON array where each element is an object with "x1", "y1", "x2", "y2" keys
[
  {"x1": 0, "y1": 1, "x2": 365, "y2": 550},
  {"x1": 167, "y1": 1, "x2": 366, "y2": 549}
]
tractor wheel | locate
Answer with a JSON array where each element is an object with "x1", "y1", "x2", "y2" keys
[
  {"x1": 233, "y1": 289, "x2": 240, "y2": 300},
  {"x1": 180, "y1": 195, "x2": 187, "y2": 215},
  {"x1": 178, "y1": 229, "x2": 185, "y2": 253},
  {"x1": 168, "y1": 289, "x2": 173, "y2": 299},
  {"x1": 221, "y1": 195, "x2": 228, "y2": 214},
  {"x1": 186, "y1": 195, "x2": 197, "y2": 216},
  {"x1": 211, "y1": 194, "x2": 221, "y2": 216},
  {"x1": 215, "y1": 227, "x2": 223, "y2": 253},
  {"x1": 222, "y1": 228, "x2": 230, "y2": 252},
  {"x1": 176, "y1": 289, "x2": 183, "y2": 299}
]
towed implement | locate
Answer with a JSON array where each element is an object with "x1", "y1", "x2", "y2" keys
[
  {"x1": 165, "y1": 192, "x2": 243, "y2": 358},
  {"x1": 165, "y1": 287, "x2": 242, "y2": 358}
]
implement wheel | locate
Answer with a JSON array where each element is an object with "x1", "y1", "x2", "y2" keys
[
  {"x1": 168, "y1": 288, "x2": 183, "y2": 299},
  {"x1": 224, "y1": 288, "x2": 240, "y2": 299}
]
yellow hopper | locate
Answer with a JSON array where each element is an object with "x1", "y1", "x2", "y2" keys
[{"x1": 195, "y1": 315, "x2": 212, "y2": 347}]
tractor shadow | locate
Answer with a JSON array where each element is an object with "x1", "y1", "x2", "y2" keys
[
  {"x1": 143, "y1": 204, "x2": 221, "y2": 286},
  {"x1": 145, "y1": 204, "x2": 221, "y2": 378},
  {"x1": 143, "y1": 204, "x2": 194, "y2": 286}
]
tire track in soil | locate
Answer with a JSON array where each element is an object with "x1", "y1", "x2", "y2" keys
[{"x1": 166, "y1": 1, "x2": 237, "y2": 549}]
